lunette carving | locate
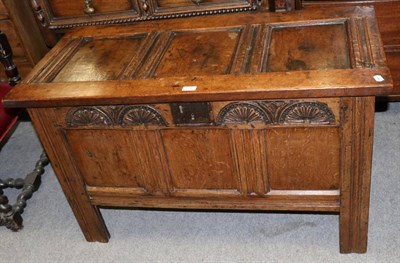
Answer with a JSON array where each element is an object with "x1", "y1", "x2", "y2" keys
[
  {"x1": 279, "y1": 102, "x2": 335, "y2": 124},
  {"x1": 67, "y1": 105, "x2": 167, "y2": 127},
  {"x1": 67, "y1": 107, "x2": 113, "y2": 127},
  {"x1": 216, "y1": 102, "x2": 271, "y2": 124},
  {"x1": 117, "y1": 106, "x2": 168, "y2": 126},
  {"x1": 217, "y1": 101, "x2": 335, "y2": 125}
]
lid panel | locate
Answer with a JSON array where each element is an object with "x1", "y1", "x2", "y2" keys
[
  {"x1": 49, "y1": 22, "x2": 354, "y2": 83},
  {"x1": 266, "y1": 24, "x2": 351, "y2": 72},
  {"x1": 53, "y1": 35, "x2": 147, "y2": 82},
  {"x1": 152, "y1": 28, "x2": 243, "y2": 78}
]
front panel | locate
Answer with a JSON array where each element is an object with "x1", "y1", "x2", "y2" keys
[{"x1": 52, "y1": 98, "x2": 342, "y2": 204}]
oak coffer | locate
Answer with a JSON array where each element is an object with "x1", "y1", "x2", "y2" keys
[{"x1": 3, "y1": 6, "x2": 393, "y2": 253}]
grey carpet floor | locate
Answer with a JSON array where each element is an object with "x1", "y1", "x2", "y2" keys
[{"x1": 0, "y1": 102, "x2": 399, "y2": 263}]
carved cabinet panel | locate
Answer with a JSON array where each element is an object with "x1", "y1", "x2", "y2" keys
[
  {"x1": 0, "y1": 0, "x2": 48, "y2": 80},
  {"x1": 152, "y1": 0, "x2": 256, "y2": 18},
  {"x1": 36, "y1": 0, "x2": 258, "y2": 29},
  {"x1": 38, "y1": 0, "x2": 140, "y2": 28},
  {"x1": 49, "y1": 0, "x2": 136, "y2": 17}
]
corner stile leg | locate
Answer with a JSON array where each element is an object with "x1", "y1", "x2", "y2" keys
[
  {"x1": 340, "y1": 97, "x2": 375, "y2": 253},
  {"x1": 28, "y1": 108, "x2": 110, "y2": 242}
]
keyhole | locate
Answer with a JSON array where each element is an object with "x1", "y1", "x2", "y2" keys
[{"x1": 191, "y1": 113, "x2": 195, "y2": 120}]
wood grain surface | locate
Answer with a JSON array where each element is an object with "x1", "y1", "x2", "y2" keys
[{"x1": 8, "y1": 7, "x2": 390, "y2": 253}]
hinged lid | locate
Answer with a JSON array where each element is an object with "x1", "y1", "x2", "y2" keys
[{"x1": 4, "y1": 6, "x2": 393, "y2": 108}]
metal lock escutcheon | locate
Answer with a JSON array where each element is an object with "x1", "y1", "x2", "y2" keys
[{"x1": 171, "y1": 102, "x2": 212, "y2": 125}]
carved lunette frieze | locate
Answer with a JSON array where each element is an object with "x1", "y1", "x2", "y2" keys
[
  {"x1": 66, "y1": 101, "x2": 334, "y2": 127},
  {"x1": 216, "y1": 101, "x2": 335, "y2": 125},
  {"x1": 66, "y1": 105, "x2": 167, "y2": 127}
]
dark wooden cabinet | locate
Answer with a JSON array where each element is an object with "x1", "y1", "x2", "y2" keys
[
  {"x1": 40, "y1": 0, "x2": 141, "y2": 27},
  {"x1": 152, "y1": 0, "x2": 257, "y2": 17},
  {"x1": 0, "y1": 0, "x2": 49, "y2": 81},
  {"x1": 35, "y1": 0, "x2": 258, "y2": 29},
  {"x1": 50, "y1": 0, "x2": 135, "y2": 17},
  {"x1": 4, "y1": 7, "x2": 392, "y2": 253}
]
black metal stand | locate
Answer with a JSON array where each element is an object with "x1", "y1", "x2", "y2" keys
[
  {"x1": 0, "y1": 152, "x2": 49, "y2": 230},
  {"x1": 0, "y1": 31, "x2": 50, "y2": 230}
]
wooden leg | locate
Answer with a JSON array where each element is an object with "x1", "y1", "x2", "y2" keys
[
  {"x1": 339, "y1": 97, "x2": 375, "y2": 253},
  {"x1": 29, "y1": 109, "x2": 110, "y2": 242}
]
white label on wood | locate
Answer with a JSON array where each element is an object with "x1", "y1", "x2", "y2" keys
[
  {"x1": 373, "y1": 75, "x2": 384, "y2": 82},
  {"x1": 182, "y1": 86, "x2": 197, "y2": 91}
]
